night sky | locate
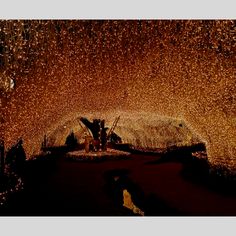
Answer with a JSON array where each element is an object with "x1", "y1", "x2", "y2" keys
[{"x1": 0, "y1": 20, "x2": 235, "y2": 171}]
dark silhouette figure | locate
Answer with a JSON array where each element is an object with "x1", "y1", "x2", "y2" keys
[
  {"x1": 80, "y1": 117, "x2": 121, "y2": 151},
  {"x1": 80, "y1": 117, "x2": 101, "y2": 151},
  {"x1": 80, "y1": 117, "x2": 100, "y2": 141},
  {"x1": 5, "y1": 138, "x2": 26, "y2": 174},
  {"x1": 65, "y1": 131, "x2": 78, "y2": 149},
  {"x1": 15, "y1": 139, "x2": 26, "y2": 172}
]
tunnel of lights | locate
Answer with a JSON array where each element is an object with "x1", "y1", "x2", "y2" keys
[{"x1": 0, "y1": 20, "x2": 235, "y2": 171}]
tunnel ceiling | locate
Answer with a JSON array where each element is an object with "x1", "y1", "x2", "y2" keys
[{"x1": 0, "y1": 20, "x2": 235, "y2": 171}]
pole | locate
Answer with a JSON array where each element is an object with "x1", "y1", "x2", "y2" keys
[{"x1": 107, "y1": 116, "x2": 120, "y2": 138}]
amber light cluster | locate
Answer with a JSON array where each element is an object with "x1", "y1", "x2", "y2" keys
[{"x1": 0, "y1": 20, "x2": 235, "y2": 171}]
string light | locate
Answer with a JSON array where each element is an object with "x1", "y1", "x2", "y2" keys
[{"x1": 0, "y1": 20, "x2": 235, "y2": 172}]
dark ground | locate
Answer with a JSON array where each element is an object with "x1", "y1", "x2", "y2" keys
[{"x1": 1, "y1": 149, "x2": 236, "y2": 216}]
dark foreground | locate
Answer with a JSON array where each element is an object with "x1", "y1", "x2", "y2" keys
[{"x1": 1, "y1": 150, "x2": 236, "y2": 216}]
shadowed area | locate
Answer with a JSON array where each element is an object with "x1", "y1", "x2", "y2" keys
[{"x1": 1, "y1": 151, "x2": 236, "y2": 216}]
